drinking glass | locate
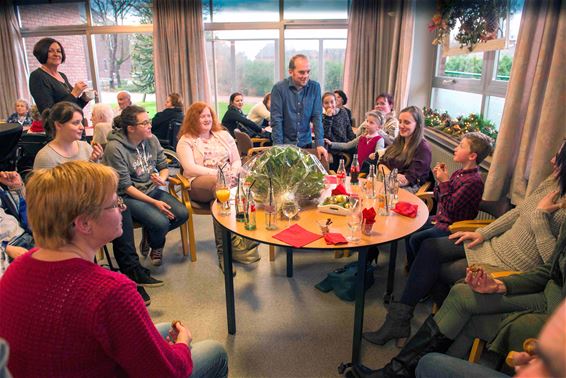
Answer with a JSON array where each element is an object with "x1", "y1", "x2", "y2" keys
[
  {"x1": 215, "y1": 170, "x2": 231, "y2": 216},
  {"x1": 281, "y1": 197, "x2": 300, "y2": 228},
  {"x1": 346, "y1": 213, "x2": 362, "y2": 242},
  {"x1": 389, "y1": 176, "x2": 399, "y2": 206}
]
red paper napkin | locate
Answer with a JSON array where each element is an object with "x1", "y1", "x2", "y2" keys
[
  {"x1": 362, "y1": 207, "x2": 376, "y2": 225},
  {"x1": 325, "y1": 175, "x2": 338, "y2": 184},
  {"x1": 324, "y1": 232, "x2": 348, "y2": 245},
  {"x1": 392, "y1": 201, "x2": 419, "y2": 218},
  {"x1": 272, "y1": 224, "x2": 323, "y2": 248},
  {"x1": 331, "y1": 184, "x2": 349, "y2": 196}
]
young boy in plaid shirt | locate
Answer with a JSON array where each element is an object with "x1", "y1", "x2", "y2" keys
[{"x1": 406, "y1": 132, "x2": 493, "y2": 268}]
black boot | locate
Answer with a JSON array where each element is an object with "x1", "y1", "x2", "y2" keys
[
  {"x1": 357, "y1": 315, "x2": 452, "y2": 378},
  {"x1": 363, "y1": 302, "x2": 414, "y2": 347}
]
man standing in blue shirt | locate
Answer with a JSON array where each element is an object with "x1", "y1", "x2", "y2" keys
[{"x1": 271, "y1": 54, "x2": 328, "y2": 160}]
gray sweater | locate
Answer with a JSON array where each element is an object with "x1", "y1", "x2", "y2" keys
[
  {"x1": 102, "y1": 130, "x2": 167, "y2": 196},
  {"x1": 466, "y1": 176, "x2": 566, "y2": 271},
  {"x1": 33, "y1": 141, "x2": 92, "y2": 170}
]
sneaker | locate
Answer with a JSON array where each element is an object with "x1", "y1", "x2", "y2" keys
[
  {"x1": 139, "y1": 228, "x2": 150, "y2": 258},
  {"x1": 150, "y1": 248, "x2": 163, "y2": 266},
  {"x1": 130, "y1": 270, "x2": 164, "y2": 288},
  {"x1": 137, "y1": 286, "x2": 151, "y2": 306}
]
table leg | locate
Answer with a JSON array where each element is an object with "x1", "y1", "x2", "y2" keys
[
  {"x1": 286, "y1": 247, "x2": 293, "y2": 277},
  {"x1": 384, "y1": 240, "x2": 398, "y2": 304},
  {"x1": 351, "y1": 247, "x2": 368, "y2": 365},
  {"x1": 221, "y1": 224, "x2": 236, "y2": 334}
]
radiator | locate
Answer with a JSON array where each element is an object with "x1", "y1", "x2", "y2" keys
[{"x1": 427, "y1": 138, "x2": 494, "y2": 221}]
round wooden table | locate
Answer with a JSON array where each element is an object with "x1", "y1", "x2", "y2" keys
[{"x1": 212, "y1": 182, "x2": 429, "y2": 365}]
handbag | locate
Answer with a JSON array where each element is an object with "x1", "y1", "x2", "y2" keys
[
  {"x1": 315, "y1": 261, "x2": 375, "y2": 302},
  {"x1": 232, "y1": 235, "x2": 260, "y2": 264}
]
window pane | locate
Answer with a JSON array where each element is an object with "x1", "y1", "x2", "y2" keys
[
  {"x1": 209, "y1": 0, "x2": 278, "y2": 22},
  {"x1": 437, "y1": 52, "x2": 483, "y2": 79},
  {"x1": 90, "y1": 0, "x2": 152, "y2": 26},
  {"x1": 495, "y1": 47, "x2": 514, "y2": 81},
  {"x1": 485, "y1": 96, "x2": 505, "y2": 130},
  {"x1": 93, "y1": 33, "x2": 156, "y2": 117},
  {"x1": 284, "y1": 0, "x2": 349, "y2": 20},
  {"x1": 284, "y1": 29, "x2": 347, "y2": 86},
  {"x1": 206, "y1": 31, "x2": 278, "y2": 116},
  {"x1": 18, "y1": 2, "x2": 86, "y2": 28},
  {"x1": 323, "y1": 39, "x2": 346, "y2": 92},
  {"x1": 431, "y1": 88, "x2": 482, "y2": 117}
]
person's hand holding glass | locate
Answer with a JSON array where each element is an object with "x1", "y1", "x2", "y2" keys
[{"x1": 215, "y1": 169, "x2": 231, "y2": 216}]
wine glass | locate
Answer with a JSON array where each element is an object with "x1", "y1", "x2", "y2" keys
[
  {"x1": 281, "y1": 196, "x2": 300, "y2": 228},
  {"x1": 215, "y1": 170, "x2": 231, "y2": 216}
]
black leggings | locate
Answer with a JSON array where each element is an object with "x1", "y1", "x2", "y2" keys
[{"x1": 400, "y1": 236, "x2": 467, "y2": 306}]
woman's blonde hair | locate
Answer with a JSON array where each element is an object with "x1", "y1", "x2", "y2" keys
[
  {"x1": 26, "y1": 161, "x2": 118, "y2": 249},
  {"x1": 382, "y1": 106, "x2": 425, "y2": 168},
  {"x1": 178, "y1": 102, "x2": 222, "y2": 138}
]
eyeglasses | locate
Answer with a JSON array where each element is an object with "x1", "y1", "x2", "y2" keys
[
  {"x1": 104, "y1": 197, "x2": 126, "y2": 211},
  {"x1": 136, "y1": 120, "x2": 151, "y2": 127}
]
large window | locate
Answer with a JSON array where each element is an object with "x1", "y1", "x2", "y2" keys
[
  {"x1": 430, "y1": 1, "x2": 524, "y2": 129},
  {"x1": 204, "y1": 0, "x2": 349, "y2": 116},
  {"x1": 17, "y1": 0, "x2": 155, "y2": 118}
]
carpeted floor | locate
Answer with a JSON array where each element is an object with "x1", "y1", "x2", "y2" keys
[{"x1": 110, "y1": 213, "x2": 432, "y2": 377}]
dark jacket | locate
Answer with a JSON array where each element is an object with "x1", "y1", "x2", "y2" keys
[
  {"x1": 222, "y1": 106, "x2": 265, "y2": 138},
  {"x1": 151, "y1": 107, "x2": 184, "y2": 143}
]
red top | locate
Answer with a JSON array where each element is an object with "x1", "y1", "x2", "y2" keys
[
  {"x1": 357, "y1": 135, "x2": 382, "y2": 164},
  {"x1": 29, "y1": 120, "x2": 44, "y2": 133},
  {"x1": 0, "y1": 249, "x2": 192, "y2": 377}
]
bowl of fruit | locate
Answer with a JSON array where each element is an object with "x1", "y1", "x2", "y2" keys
[{"x1": 317, "y1": 195, "x2": 358, "y2": 216}]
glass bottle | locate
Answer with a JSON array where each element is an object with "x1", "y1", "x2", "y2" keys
[
  {"x1": 377, "y1": 173, "x2": 390, "y2": 216},
  {"x1": 350, "y1": 154, "x2": 360, "y2": 185},
  {"x1": 364, "y1": 164, "x2": 376, "y2": 199},
  {"x1": 245, "y1": 194, "x2": 257, "y2": 230},
  {"x1": 235, "y1": 175, "x2": 246, "y2": 222},
  {"x1": 336, "y1": 158, "x2": 346, "y2": 185},
  {"x1": 264, "y1": 184, "x2": 277, "y2": 230}
]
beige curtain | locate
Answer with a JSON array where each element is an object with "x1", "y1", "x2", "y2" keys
[
  {"x1": 483, "y1": 0, "x2": 566, "y2": 203},
  {"x1": 343, "y1": 0, "x2": 415, "y2": 124},
  {"x1": 153, "y1": 0, "x2": 210, "y2": 111},
  {"x1": 0, "y1": 1, "x2": 30, "y2": 117}
]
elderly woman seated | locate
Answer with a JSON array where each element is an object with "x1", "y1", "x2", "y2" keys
[{"x1": 0, "y1": 161, "x2": 228, "y2": 377}]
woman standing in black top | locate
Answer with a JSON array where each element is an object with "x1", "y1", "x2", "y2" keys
[
  {"x1": 221, "y1": 92, "x2": 270, "y2": 140},
  {"x1": 29, "y1": 38, "x2": 92, "y2": 113}
]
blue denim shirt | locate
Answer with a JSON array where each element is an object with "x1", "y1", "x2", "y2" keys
[{"x1": 270, "y1": 77, "x2": 323, "y2": 147}]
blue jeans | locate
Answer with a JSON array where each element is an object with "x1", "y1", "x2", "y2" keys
[
  {"x1": 156, "y1": 323, "x2": 228, "y2": 378},
  {"x1": 124, "y1": 188, "x2": 188, "y2": 249},
  {"x1": 416, "y1": 353, "x2": 508, "y2": 378},
  {"x1": 406, "y1": 217, "x2": 450, "y2": 268}
]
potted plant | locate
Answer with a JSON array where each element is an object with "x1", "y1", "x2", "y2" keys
[{"x1": 429, "y1": 0, "x2": 512, "y2": 51}]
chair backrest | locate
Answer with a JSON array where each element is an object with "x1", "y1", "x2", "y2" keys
[
  {"x1": 0, "y1": 123, "x2": 23, "y2": 171},
  {"x1": 479, "y1": 197, "x2": 514, "y2": 219},
  {"x1": 234, "y1": 129, "x2": 253, "y2": 157},
  {"x1": 167, "y1": 119, "x2": 182, "y2": 149},
  {"x1": 16, "y1": 132, "x2": 49, "y2": 174}
]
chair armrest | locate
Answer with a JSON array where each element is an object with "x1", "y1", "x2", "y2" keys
[
  {"x1": 247, "y1": 146, "x2": 270, "y2": 157},
  {"x1": 416, "y1": 191, "x2": 434, "y2": 212},
  {"x1": 251, "y1": 137, "x2": 270, "y2": 147},
  {"x1": 449, "y1": 220, "x2": 494, "y2": 233},
  {"x1": 491, "y1": 271, "x2": 522, "y2": 279}
]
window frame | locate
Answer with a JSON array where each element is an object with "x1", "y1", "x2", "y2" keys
[
  {"x1": 204, "y1": 0, "x2": 349, "y2": 113},
  {"x1": 17, "y1": 0, "x2": 153, "y2": 105}
]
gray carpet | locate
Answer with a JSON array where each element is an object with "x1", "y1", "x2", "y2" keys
[{"x1": 113, "y1": 214, "x2": 431, "y2": 377}]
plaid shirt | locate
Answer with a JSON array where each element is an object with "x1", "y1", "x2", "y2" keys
[{"x1": 433, "y1": 167, "x2": 484, "y2": 231}]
